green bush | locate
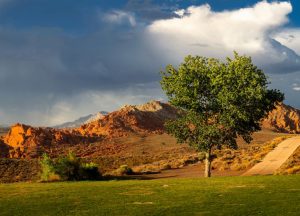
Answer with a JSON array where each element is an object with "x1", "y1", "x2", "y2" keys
[
  {"x1": 116, "y1": 165, "x2": 134, "y2": 176},
  {"x1": 55, "y1": 152, "x2": 81, "y2": 181},
  {"x1": 39, "y1": 154, "x2": 57, "y2": 182},
  {"x1": 198, "y1": 152, "x2": 206, "y2": 161},
  {"x1": 79, "y1": 162, "x2": 101, "y2": 180},
  {"x1": 39, "y1": 153, "x2": 101, "y2": 181}
]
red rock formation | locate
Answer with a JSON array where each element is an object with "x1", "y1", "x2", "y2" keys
[
  {"x1": 75, "y1": 100, "x2": 179, "y2": 137},
  {"x1": 262, "y1": 103, "x2": 300, "y2": 133},
  {"x1": 0, "y1": 101, "x2": 299, "y2": 159},
  {"x1": 75, "y1": 101, "x2": 300, "y2": 137},
  {"x1": 1, "y1": 123, "x2": 101, "y2": 158}
]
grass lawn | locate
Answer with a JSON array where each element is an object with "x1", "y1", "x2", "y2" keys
[{"x1": 0, "y1": 175, "x2": 300, "y2": 216}]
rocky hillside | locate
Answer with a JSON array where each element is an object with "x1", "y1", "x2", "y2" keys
[
  {"x1": 54, "y1": 111, "x2": 108, "y2": 129},
  {"x1": 75, "y1": 100, "x2": 179, "y2": 137},
  {"x1": 262, "y1": 103, "x2": 300, "y2": 133},
  {"x1": 0, "y1": 123, "x2": 102, "y2": 158},
  {"x1": 75, "y1": 101, "x2": 300, "y2": 137},
  {"x1": 0, "y1": 101, "x2": 299, "y2": 160}
]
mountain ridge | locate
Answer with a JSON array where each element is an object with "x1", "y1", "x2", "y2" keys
[
  {"x1": 53, "y1": 111, "x2": 108, "y2": 129},
  {"x1": 0, "y1": 101, "x2": 299, "y2": 159}
]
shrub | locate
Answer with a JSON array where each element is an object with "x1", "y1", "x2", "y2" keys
[
  {"x1": 39, "y1": 153, "x2": 101, "y2": 181},
  {"x1": 286, "y1": 166, "x2": 300, "y2": 175},
  {"x1": 55, "y1": 152, "x2": 81, "y2": 181},
  {"x1": 39, "y1": 153, "x2": 57, "y2": 182},
  {"x1": 198, "y1": 152, "x2": 206, "y2": 161},
  {"x1": 115, "y1": 165, "x2": 134, "y2": 176},
  {"x1": 222, "y1": 153, "x2": 235, "y2": 161},
  {"x1": 230, "y1": 163, "x2": 247, "y2": 171},
  {"x1": 79, "y1": 162, "x2": 101, "y2": 180},
  {"x1": 160, "y1": 163, "x2": 172, "y2": 170}
]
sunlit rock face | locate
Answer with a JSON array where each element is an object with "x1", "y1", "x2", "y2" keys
[
  {"x1": 0, "y1": 101, "x2": 299, "y2": 160},
  {"x1": 262, "y1": 103, "x2": 300, "y2": 133},
  {"x1": 0, "y1": 123, "x2": 101, "y2": 158},
  {"x1": 75, "y1": 101, "x2": 179, "y2": 138}
]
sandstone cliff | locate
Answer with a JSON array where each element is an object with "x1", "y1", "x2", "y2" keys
[
  {"x1": 0, "y1": 123, "x2": 101, "y2": 158},
  {"x1": 262, "y1": 103, "x2": 300, "y2": 133}
]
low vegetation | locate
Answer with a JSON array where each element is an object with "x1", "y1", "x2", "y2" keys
[
  {"x1": 213, "y1": 136, "x2": 293, "y2": 172},
  {"x1": 0, "y1": 158, "x2": 40, "y2": 183},
  {"x1": 1, "y1": 175, "x2": 300, "y2": 216},
  {"x1": 40, "y1": 153, "x2": 101, "y2": 182},
  {"x1": 108, "y1": 165, "x2": 134, "y2": 176},
  {"x1": 276, "y1": 145, "x2": 300, "y2": 175},
  {"x1": 0, "y1": 132, "x2": 296, "y2": 182},
  {"x1": 129, "y1": 135, "x2": 292, "y2": 174}
]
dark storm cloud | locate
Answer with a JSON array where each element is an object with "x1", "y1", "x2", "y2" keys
[
  {"x1": 262, "y1": 39, "x2": 300, "y2": 74},
  {"x1": 0, "y1": 27, "x2": 162, "y2": 95},
  {"x1": 124, "y1": 0, "x2": 179, "y2": 22},
  {"x1": 0, "y1": 25, "x2": 166, "y2": 125},
  {"x1": 0, "y1": 0, "x2": 300, "y2": 126}
]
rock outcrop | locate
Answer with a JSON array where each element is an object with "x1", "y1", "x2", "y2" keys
[
  {"x1": 1, "y1": 123, "x2": 102, "y2": 158},
  {"x1": 75, "y1": 101, "x2": 300, "y2": 137},
  {"x1": 76, "y1": 100, "x2": 179, "y2": 137},
  {"x1": 262, "y1": 103, "x2": 300, "y2": 133},
  {"x1": 0, "y1": 101, "x2": 299, "y2": 160}
]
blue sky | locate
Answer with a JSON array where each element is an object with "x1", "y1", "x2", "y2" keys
[
  {"x1": 1, "y1": 1, "x2": 299, "y2": 32},
  {"x1": 0, "y1": 0, "x2": 300, "y2": 125}
]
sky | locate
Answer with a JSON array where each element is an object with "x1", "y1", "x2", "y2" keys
[{"x1": 0, "y1": 0, "x2": 300, "y2": 126}]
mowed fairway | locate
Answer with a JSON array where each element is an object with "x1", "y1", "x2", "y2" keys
[{"x1": 0, "y1": 176, "x2": 300, "y2": 216}]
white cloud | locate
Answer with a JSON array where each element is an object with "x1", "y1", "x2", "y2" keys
[
  {"x1": 174, "y1": 9, "x2": 185, "y2": 17},
  {"x1": 146, "y1": 1, "x2": 300, "y2": 73},
  {"x1": 291, "y1": 83, "x2": 300, "y2": 91},
  {"x1": 103, "y1": 10, "x2": 136, "y2": 27}
]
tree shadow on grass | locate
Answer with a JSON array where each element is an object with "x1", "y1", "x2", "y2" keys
[{"x1": 102, "y1": 172, "x2": 177, "y2": 181}]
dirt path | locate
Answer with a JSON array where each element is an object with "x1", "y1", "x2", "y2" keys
[
  {"x1": 134, "y1": 163, "x2": 244, "y2": 179},
  {"x1": 242, "y1": 136, "x2": 300, "y2": 176}
]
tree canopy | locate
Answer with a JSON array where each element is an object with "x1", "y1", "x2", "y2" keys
[{"x1": 160, "y1": 52, "x2": 284, "y2": 177}]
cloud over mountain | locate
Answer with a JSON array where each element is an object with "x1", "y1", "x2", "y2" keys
[
  {"x1": 0, "y1": 1, "x2": 300, "y2": 126},
  {"x1": 147, "y1": 1, "x2": 300, "y2": 74}
]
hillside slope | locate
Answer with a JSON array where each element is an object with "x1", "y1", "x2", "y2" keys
[
  {"x1": 0, "y1": 101, "x2": 299, "y2": 160},
  {"x1": 75, "y1": 100, "x2": 179, "y2": 137}
]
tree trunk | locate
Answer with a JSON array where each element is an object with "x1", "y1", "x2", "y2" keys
[{"x1": 204, "y1": 148, "x2": 212, "y2": 178}]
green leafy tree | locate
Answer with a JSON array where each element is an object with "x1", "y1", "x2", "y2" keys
[{"x1": 160, "y1": 52, "x2": 284, "y2": 177}]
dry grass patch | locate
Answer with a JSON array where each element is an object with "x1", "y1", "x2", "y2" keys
[
  {"x1": 212, "y1": 136, "x2": 293, "y2": 172},
  {"x1": 276, "y1": 145, "x2": 300, "y2": 175},
  {"x1": 130, "y1": 135, "x2": 293, "y2": 174}
]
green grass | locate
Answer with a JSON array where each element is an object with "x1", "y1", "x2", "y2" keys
[{"x1": 0, "y1": 175, "x2": 300, "y2": 216}]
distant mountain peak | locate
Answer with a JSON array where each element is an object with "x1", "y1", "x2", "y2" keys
[{"x1": 54, "y1": 111, "x2": 108, "y2": 129}]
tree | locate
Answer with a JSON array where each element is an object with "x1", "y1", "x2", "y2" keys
[{"x1": 160, "y1": 52, "x2": 284, "y2": 177}]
